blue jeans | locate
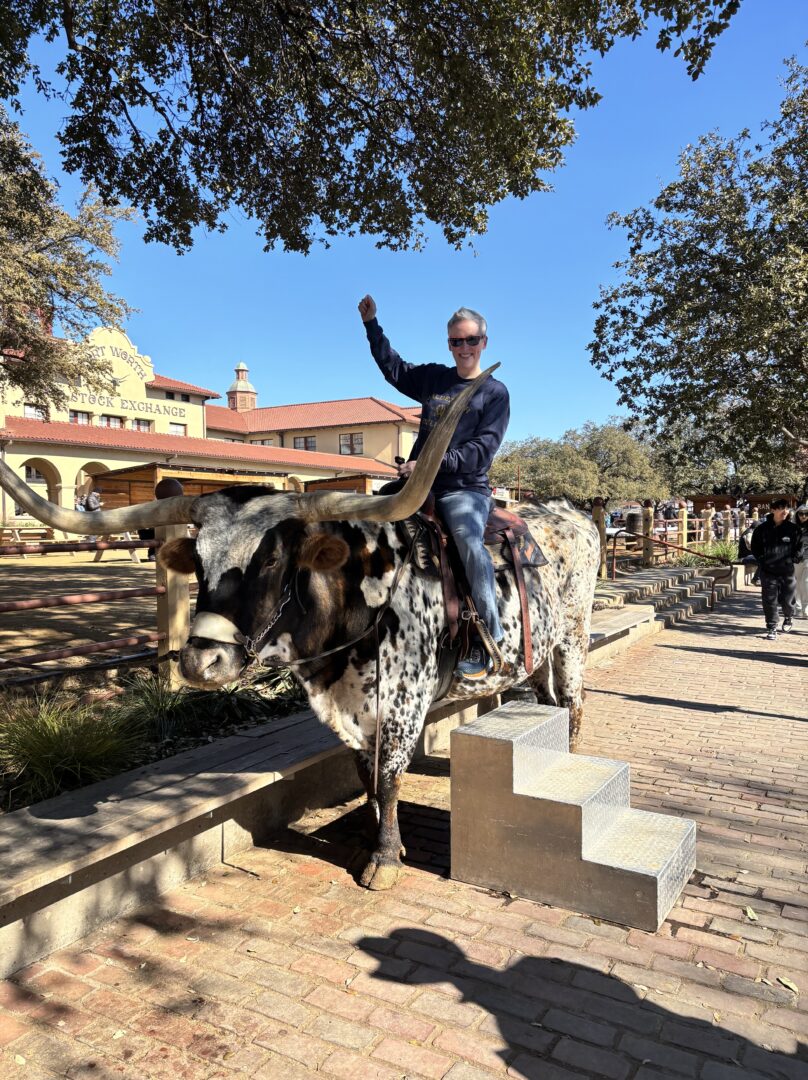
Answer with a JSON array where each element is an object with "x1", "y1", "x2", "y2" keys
[{"x1": 435, "y1": 489, "x2": 503, "y2": 642}]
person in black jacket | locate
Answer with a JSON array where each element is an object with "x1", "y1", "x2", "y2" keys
[
  {"x1": 358, "y1": 294, "x2": 510, "y2": 679},
  {"x1": 750, "y1": 499, "x2": 804, "y2": 640}
]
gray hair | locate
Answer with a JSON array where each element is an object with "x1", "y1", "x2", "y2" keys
[{"x1": 447, "y1": 307, "x2": 487, "y2": 337}]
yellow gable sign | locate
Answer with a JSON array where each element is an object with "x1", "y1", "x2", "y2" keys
[{"x1": 86, "y1": 327, "x2": 155, "y2": 389}]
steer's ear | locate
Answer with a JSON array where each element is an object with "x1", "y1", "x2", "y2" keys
[
  {"x1": 298, "y1": 531, "x2": 349, "y2": 573},
  {"x1": 158, "y1": 536, "x2": 197, "y2": 574}
]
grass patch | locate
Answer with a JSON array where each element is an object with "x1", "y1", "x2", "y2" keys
[
  {"x1": 0, "y1": 669, "x2": 308, "y2": 812},
  {"x1": 0, "y1": 693, "x2": 147, "y2": 808},
  {"x1": 109, "y1": 669, "x2": 304, "y2": 743}
]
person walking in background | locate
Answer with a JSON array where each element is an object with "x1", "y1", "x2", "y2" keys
[
  {"x1": 84, "y1": 485, "x2": 102, "y2": 543},
  {"x1": 794, "y1": 504, "x2": 808, "y2": 618},
  {"x1": 751, "y1": 499, "x2": 804, "y2": 640}
]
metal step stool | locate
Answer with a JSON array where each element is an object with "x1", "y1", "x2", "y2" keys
[{"x1": 450, "y1": 702, "x2": 696, "y2": 931}]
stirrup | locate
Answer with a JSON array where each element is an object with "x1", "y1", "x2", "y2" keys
[{"x1": 462, "y1": 608, "x2": 504, "y2": 675}]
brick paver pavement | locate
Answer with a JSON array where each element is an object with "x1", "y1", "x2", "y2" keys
[{"x1": 1, "y1": 587, "x2": 806, "y2": 1079}]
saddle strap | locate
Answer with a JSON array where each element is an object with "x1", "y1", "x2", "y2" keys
[
  {"x1": 505, "y1": 526, "x2": 534, "y2": 676},
  {"x1": 435, "y1": 527, "x2": 461, "y2": 642}
]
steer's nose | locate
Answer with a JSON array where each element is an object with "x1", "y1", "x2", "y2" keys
[{"x1": 179, "y1": 639, "x2": 244, "y2": 687}]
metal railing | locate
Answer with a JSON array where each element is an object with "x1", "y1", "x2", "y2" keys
[{"x1": 0, "y1": 531, "x2": 193, "y2": 688}]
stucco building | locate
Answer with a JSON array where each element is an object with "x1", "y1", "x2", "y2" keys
[{"x1": 0, "y1": 328, "x2": 420, "y2": 522}]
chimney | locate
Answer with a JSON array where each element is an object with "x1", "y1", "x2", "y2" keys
[{"x1": 226, "y1": 362, "x2": 257, "y2": 412}]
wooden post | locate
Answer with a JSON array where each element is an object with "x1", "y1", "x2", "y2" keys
[
  {"x1": 722, "y1": 509, "x2": 732, "y2": 542},
  {"x1": 752, "y1": 507, "x2": 760, "y2": 522},
  {"x1": 739, "y1": 510, "x2": 746, "y2": 535},
  {"x1": 642, "y1": 504, "x2": 655, "y2": 567},
  {"x1": 702, "y1": 507, "x2": 714, "y2": 549},
  {"x1": 677, "y1": 507, "x2": 688, "y2": 551},
  {"x1": 155, "y1": 523, "x2": 190, "y2": 688},
  {"x1": 591, "y1": 499, "x2": 608, "y2": 579}
]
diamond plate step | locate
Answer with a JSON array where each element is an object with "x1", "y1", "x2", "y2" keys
[{"x1": 450, "y1": 703, "x2": 696, "y2": 931}]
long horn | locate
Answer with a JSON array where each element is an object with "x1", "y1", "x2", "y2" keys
[
  {"x1": 0, "y1": 460, "x2": 196, "y2": 535},
  {"x1": 298, "y1": 363, "x2": 500, "y2": 522}
]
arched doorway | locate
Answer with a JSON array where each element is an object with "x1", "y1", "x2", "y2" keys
[
  {"x1": 15, "y1": 458, "x2": 62, "y2": 518},
  {"x1": 75, "y1": 462, "x2": 110, "y2": 502}
]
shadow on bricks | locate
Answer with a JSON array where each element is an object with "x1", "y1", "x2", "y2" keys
[
  {"x1": 589, "y1": 687, "x2": 808, "y2": 726},
  {"x1": 659, "y1": 643, "x2": 808, "y2": 670},
  {"x1": 358, "y1": 930, "x2": 808, "y2": 1080},
  {"x1": 280, "y1": 798, "x2": 452, "y2": 879}
]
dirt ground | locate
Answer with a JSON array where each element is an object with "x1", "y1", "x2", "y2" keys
[{"x1": 0, "y1": 551, "x2": 161, "y2": 687}]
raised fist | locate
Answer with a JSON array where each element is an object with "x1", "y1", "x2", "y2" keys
[{"x1": 357, "y1": 294, "x2": 377, "y2": 323}]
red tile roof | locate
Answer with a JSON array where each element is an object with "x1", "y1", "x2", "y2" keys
[
  {"x1": 147, "y1": 373, "x2": 221, "y2": 399},
  {"x1": 3, "y1": 418, "x2": 397, "y2": 476},
  {"x1": 205, "y1": 397, "x2": 421, "y2": 434},
  {"x1": 206, "y1": 407, "x2": 249, "y2": 433}
]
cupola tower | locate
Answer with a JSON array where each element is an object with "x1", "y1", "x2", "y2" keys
[{"x1": 226, "y1": 363, "x2": 257, "y2": 412}]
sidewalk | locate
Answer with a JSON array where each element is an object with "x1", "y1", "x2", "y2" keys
[{"x1": 0, "y1": 588, "x2": 806, "y2": 1079}]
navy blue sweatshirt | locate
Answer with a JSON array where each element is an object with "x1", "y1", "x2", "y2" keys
[{"x1": 365, "y1": 318, "x2": 510, "y2": 496}]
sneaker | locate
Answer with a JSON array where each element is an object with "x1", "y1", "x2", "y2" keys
[
  {"x1": 765, "y1": 627, "x2": 778, "y2": 641},
  {"x1": 782, "y1": 619, "x2": 793, "y2": 633},
  {"x1": 457, "y1": 644, "x2": 493, "y2": 680}
]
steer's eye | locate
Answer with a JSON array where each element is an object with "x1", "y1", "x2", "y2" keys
[{"x1": 263, "y1": 556, "x2": 278, "y2": 570}]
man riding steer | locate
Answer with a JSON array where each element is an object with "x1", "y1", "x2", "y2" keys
[
  {"x1": 359, "y1": 295, "x2": 510, "y2": 679},
  {"x1": 0, "y1": 373, "x2": 599, "y2": 891}
]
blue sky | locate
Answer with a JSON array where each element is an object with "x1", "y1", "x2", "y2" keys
[{"x1": 14, "y1": 2, "x2": 808, "y2": 440}]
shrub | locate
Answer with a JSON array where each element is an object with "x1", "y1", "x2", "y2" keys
[
  {"x1": 673, "y1": 539, "x2": 738, "y2": 567},
  {"x1": 0, "y1": 693, "x2": 147, "y2": 806},
  {"x1": 109, "y1": 669, "x2": 304, "y2": 743},
  {"x1": 110, "y1": 672, "x2": 199, "y2": 741}
]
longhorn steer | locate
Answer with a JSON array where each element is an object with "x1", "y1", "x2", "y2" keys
[{"x1": 0, "y1": 368, "x2": 599, "y2": 890}]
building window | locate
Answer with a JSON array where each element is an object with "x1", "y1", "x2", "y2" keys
[
  {"x1": 69, "y1": 410, "x2": 91, "y2": 425},
  {"x1": 131, "y1": 418, "x2": 151, "y2": 433},
  {"x1": 169, "y1": 422, "x2": 187, "y2": 436},
  {"x1": 165, "y1": 391, "x2": 176, "y2": 400},
  {"x1": 293, "y1": 436, "x2": 316, "y2": 451},
  {"x1": 253, "y1": 438, "x2": 274, "y2": 446},
  {"x1": 339, "y1": 432, "x2": 364, "y2": 456},
  {"x1": 25, "y1": 466, "x2": 47, "y2": 484},
  {"x1": 181, "y1": 393, "x2": 190, "y2": 402},
  {"x1": 99, "y1": 415, "x2": 123, "y2": 428},
  {"x1": 23, "y1": 403, "x2": 46, "y2": 420}
]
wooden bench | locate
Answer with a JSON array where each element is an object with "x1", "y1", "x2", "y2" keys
[
  {"x1": 0, "y1": 526, "x2": 58, "y2": 558},
  {"x1": 92, "y1": 531, "x2": 144, "y2": 563}
]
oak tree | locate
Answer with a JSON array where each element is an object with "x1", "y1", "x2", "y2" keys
[
  {"x1": 590, "y1": 57, "x2": 808, "y2": 471},
  {"x1": 2, "y1": 0, "x2": 739, "y2": 252},
  {"x1": 0, "y1": 106, "x2": 132, "y2": 412},
  {"x1": 491, "y1": 421, "x2": 666, "y2": 503}
]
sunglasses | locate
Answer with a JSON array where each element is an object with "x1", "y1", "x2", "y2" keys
[{"x1": 448, "y1": 335, "x2": 483, "y2": 348}]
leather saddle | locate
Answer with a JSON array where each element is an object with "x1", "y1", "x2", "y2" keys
[{"x1": 396, "y1": 497, "x2": 547, "y2": 699}]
